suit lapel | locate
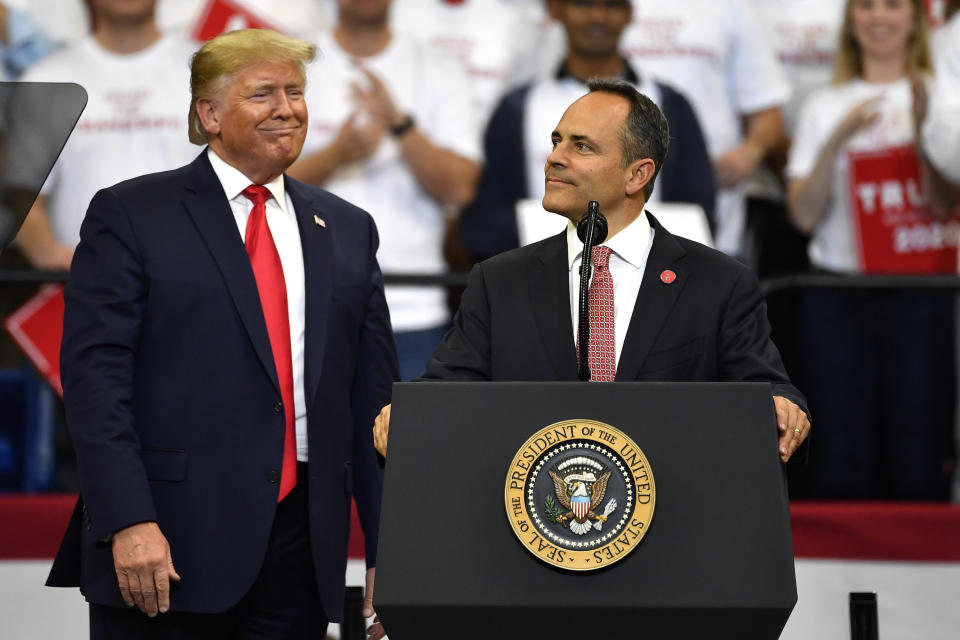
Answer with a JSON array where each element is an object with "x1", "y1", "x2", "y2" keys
[
  {"x1": 181, "y1": 152, "x2": 280, "y2": 393},
  {"x1": 615, "y1": 212, "x2": 688, "y2": 381},
  {"x1": 530, "y1": 232, "x2": 578, "y2": 380},
  {"x1": 286, "y1": 177, "x2": 333, "y2": 405}
]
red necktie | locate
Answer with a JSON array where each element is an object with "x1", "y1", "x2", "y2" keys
[
  {"x1": 578, "y1": 245, "x2": 616, "y2": 382},
  {"x1": 242, "y1": 185, "x2": 296, "y2": 502}
]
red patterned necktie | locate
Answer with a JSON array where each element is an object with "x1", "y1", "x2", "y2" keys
[
  {"x1": 580, "y1": 245, "x2": 616, "y2": 382},
  {"x1": 242, "y1": 185, "x2": 296, "y2": 502}
]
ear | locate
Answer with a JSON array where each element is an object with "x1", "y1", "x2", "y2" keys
[
  {"x1": 195, "y1": 98, "x2": 221, "y2": 137},
  {"x1": 625, "y1": 158, "x2": 655, "y2": 197}
]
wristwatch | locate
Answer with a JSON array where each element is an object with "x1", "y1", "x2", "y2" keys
[{"x1": 390, "y1": 114, "x2": 415, "y2": 137}]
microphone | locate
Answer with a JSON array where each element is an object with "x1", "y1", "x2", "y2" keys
[
  {"x1": 577, "y1": 201, "x2": 608, "y2": 245},
  {"x1": 576, "y1": 201, "x2": 608, "y2": 382}
]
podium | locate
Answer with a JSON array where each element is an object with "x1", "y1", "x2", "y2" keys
[{"x1": 375, "y1": 382, "x2": 796, "y2": 639}]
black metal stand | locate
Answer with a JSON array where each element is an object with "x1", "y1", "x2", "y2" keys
[{"x1": 849, "y1": 592, "x2": 879, "y2": 640}]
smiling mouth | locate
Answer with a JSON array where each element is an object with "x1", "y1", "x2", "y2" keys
[{"x1": 260, "y1": 123, "x2": 302, "y2": 132}]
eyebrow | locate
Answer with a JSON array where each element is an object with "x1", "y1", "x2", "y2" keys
[
  {"x1": 552, "y1": 130, "x2": 597, "y2": 146},
  {"x1": 247, "y1": 79, "x2": 304, "y2": 92}
]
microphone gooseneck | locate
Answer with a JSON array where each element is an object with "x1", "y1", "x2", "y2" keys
[{"x1": 577, "y1": 201, "x2": 608, "y2": 382}]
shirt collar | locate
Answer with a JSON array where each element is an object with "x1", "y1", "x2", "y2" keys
[
  {"x1": 567, "y1": 211, "x2": 652, "y2": 271},
  {"x1": 207, "y1": 147, "x2": 288, "y2": 215},
  {"x1": 554, "y1": 57, "x2": 641, "y2": 85}
]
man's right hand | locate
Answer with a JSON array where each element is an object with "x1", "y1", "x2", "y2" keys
[
  {"x1": 112, "y1": 521, "x2": 180, "y2": 617},
  {"x1": 373, "y1": 404, "x2": 391, "y2": 457},
  {"x1": 332, "y1": 112, "x2": 385, "y2": 165}
]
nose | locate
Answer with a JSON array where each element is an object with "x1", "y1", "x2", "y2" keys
[
  {"x1": 271, "y1": 91, "x2": 295, "y2": 119},
  {"x1": 546, "y1": 143, "x2": 567, "y2": 171}
]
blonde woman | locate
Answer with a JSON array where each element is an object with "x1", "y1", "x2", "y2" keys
[{"x1": 786, "y1": 0, "x2": 958, "y2": 499}]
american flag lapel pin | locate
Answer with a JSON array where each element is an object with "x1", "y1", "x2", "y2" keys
[{"x1": 314, "y1": 214, "x2": 326, "y2": 228}]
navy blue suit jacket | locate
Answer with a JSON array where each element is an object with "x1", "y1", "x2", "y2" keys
[{"x1": 47, "y1": 152, "x2": 398, "y2": 619}]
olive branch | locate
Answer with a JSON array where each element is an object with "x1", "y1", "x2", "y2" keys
[{"x1": 544, "y1": 494, "x2": 563, "y2": 523}]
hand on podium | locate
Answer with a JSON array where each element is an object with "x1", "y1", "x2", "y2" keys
[
  {"x1": 374, "y1": 397, "x2": 810, "y2": 462},
  {"x1": 373, "y1": 404, "x2": 391, "y2": 457}
]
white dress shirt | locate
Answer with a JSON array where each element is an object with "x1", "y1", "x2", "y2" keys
[
  {"x1": 207, "y1": 148, "x2": 308, "y2": 462},
  {"x1": 567, "y1": 212, "x2": 654, "y2": 371}
]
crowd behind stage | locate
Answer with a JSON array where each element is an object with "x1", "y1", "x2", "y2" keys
[{"x1": 1, "y1": 0, "x2": 960, "y2": 502}]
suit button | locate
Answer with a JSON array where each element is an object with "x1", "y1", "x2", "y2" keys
[
  {"x1": 273, "y1": 401, "x2": 282, "y2": 413},
  {"x1": 267, "y1": 469, "x2": 280, "y2": 483}
]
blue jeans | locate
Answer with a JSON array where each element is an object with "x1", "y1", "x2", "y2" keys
[{"x1": 393, "y1": 324, "x2": 450, "y2": 381}]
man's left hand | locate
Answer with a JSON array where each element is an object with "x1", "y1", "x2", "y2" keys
[
  {"x1": 774, "y1": 396, "x2": 810, "y2": 463},
  {"x1": 364, "y1": 566, "x2": 386, "y2": 640}
]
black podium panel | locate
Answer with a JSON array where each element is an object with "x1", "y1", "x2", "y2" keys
[{"x1": 375, "y1": 382, "x2": 796, "y2": 639}]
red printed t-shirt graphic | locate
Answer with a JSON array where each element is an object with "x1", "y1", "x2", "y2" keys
[
  {"x1": 848, "y1": 144, "x2": 960, "y2": 274},
  {"x1": 192, "y1": 0, "x2": 277, "y2": 42},
  {"x1": 577, "y1": 246, "x2": 616, "y2": 382},
  {"x1": 243, "y1": 185, "x2": 296, "y2": 502}
]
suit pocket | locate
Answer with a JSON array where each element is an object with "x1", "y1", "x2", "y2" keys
[
  {"x1": 641, "y1": 337, "x2": 704, "y2": 374},
  {"x1": 140, "y1": 447, "x2": 189, "y2": 483}
]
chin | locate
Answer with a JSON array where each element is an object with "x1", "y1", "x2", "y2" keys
[{"x1": 541, "y1": 197, "x2": 576, "y2": 220}]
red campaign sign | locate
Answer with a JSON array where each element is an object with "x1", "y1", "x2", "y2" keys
[
  {"x1": 848, "y1": 144, "x2": 960, "y2": 274},
  {"x1": 4, "y1": 285, "x2": 65, "y2": 398},
  {"x1": 191, "y1": 0, "x2": 280, "y2": 42}
]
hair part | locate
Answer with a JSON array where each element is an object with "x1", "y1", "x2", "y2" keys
[
  {"x1": 833, "y1": 0, "x2": 933, "y2": 84},
  {"x1": 188, "y1": 29, "x2": 316, "y2": 145},
  {"x1": 586, "y1": 77, "x2": 669, "y2": 200}
]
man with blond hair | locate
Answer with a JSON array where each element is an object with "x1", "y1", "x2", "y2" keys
[{"x1": 46, "y1": 28, "x2": 397, "y2": 638}]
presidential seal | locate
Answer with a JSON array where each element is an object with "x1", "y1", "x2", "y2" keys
[{"x1": 504, "y1": 419, "x2": 655, "y2": 571}]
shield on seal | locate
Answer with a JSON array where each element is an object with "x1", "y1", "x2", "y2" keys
[{"x1": 571, "y1": 494, "x2": 590, "y2": 520}]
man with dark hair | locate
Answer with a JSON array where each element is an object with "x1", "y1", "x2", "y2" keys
[
  {"x1": 586, "y1": 78, "x2": 669, "y2": 200},
  {"x1": 458, "y1": 0, "x2": 714, "y2": 263},
  {"x1": 374, "y1": 81, "x2": 810, "y2": 466}
]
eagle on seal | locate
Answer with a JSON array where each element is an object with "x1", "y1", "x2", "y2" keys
[{"x1": 548, "y1": 469, "x2": 615, "y2": 535}]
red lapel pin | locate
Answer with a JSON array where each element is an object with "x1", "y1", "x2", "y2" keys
[{"x1": 660, "y1": 270, "x2": 676, "y2": 284}]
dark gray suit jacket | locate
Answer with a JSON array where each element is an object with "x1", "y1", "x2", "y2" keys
[{"x1": 424, "y1": 212, "x2": 806, "y2": 414}]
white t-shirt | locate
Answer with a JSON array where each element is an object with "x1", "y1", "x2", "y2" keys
[
  {"x1": 747, "y1": 0, "x2": 843, "y2": 201},
  {"x1": 924, "y1": 12, "x2": 960, "y2": 183},
  {"x1": 5, "y1": 0, "x2": 88, "y2": 46},
  {"x1": 301, "y1": 32, "x2": 481, "y2": 332},
  {"x1": 21, "y1": 35, "x2": 198, "y2": 248},
  {"x1": 390, "y1": 0, "x2": 539, "y2": 129},
  {"x1": 8, "y1": 0, "x2": 330, "y2": 44},
  {"x1": 787, "y1": 78, "x2": 924, "y2": 272},
  {"x1": 621, "y1": 0, "x2": 790, "y2": 255},
  {"x1": 751, "y1": 0, "x2": 844, "y2": 135}
]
